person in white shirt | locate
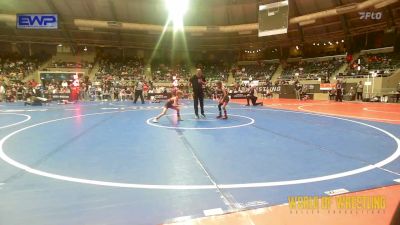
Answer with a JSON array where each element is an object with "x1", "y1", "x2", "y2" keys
[
  {"x1": 0, "y1": 82, "x2": 5, "y2": 102},
  {"x1": 61, "y1": 80, "x2": 68, "y2": 88}
]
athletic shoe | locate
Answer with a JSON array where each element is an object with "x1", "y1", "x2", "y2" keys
[
  {"x1": 222, "y1": 115, "x2": 228, "y2": 119},
  {"x1": 245, "y1": 104, "x2": 250, "y2": 106},
  {"x1": 195, "y1": 115, "x2": 200, "y2": 119},
  {"x1": 216, "y1": 115, "x2": 222, "y2": 119},
  {"x1": 152, "y1": 118, "x2": 159, "y2": 123},
  {"x1": 178, "y1": 117, "x2": 183, "y2": 121},
  {"x1": 201, "y1": 113, "x2": 206, "y2": 118}
]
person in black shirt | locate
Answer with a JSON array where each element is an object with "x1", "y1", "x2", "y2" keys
[
  {"x1": 133, "y1": 79, "x2": 145, "y2": 104},
  {"x1": 190, "y1": 69, "x2": 206, "y2": 119},
  {"x1": 246, "y1": 86, "x2": 263, "y2": 106},
  {"x1": 294, "y1": 80, "x2": 302, "y2": 100},
  {"x1": 335, "y1": 80, "x2": 343, "y2": 102}
]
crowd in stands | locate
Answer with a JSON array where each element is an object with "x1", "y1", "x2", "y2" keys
[
  {"x1": 151, "y1": 63, "x2": 190, "y2": 82},
  {"x1": 96, "y1": 57, "x2": 144, "y2": 79},
  {"x1": 344, "y1": 52, "x2": 400, "y2": 77},
  {"x1": 1, "y1": 50, "x2": 400, "y2": 103},
  {"x1": 200, "y1": 63, "x2": 229, "y2": 82},
  {"x1": 0, "y1": 53, "x2": 51, "y2": 102},
  {"x1": 0, "y1": 53, "x2": 47, "y2": 82},
  {"x1": 0, "y1": 78, "x2": 43, "y2": 103},
  {"x1": 233, "y1": 63, "x2": 278, "y2": 83},
  {"x1": 89, "y1": 56, "x2": 148, "y2": 100},
  {"x1": 150, "y1": 62, "x2": 229, "y2": 83},
  {"x1": 281, "y1": 58, "x2": 344, "y2": 81}
]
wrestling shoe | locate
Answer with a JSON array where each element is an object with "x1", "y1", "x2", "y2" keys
[
  {"x1": 216, "y1": 115, "x2": 222, "y2": 119},
  {"x1": 195, "y1": 115, "x2": 200, "y2": 119},
  {"x1": 222, "y1": 115, "x2": 228, "y2": 120},
  {"x1": 177, "y1": 117, "x2": 183, "y2": 121}
]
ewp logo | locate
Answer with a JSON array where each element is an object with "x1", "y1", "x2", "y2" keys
[{"x1": 17, "y1": 14, "x2": 58, "y2": 29}]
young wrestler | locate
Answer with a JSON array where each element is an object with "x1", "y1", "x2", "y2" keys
[
  {"x1": 152, "y1": 90, "x2": 183, "y2": 123},
  {"x1": 215, "y1": 81, "x2": 229, "y2": 119}
]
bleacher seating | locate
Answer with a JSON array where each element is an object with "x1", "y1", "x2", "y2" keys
[
  {"x1": 281, "y1": 58, "x2": 344, "y2": 80},
  {"x1": 0, "y1": 53, "x2": 47, "y2": 81},
  {"x1": 344, "y1": 52, "x2": 400, "y2": 77},
  {"x1": 234, "y1": 63, "x2": 278, "y2": 82}
]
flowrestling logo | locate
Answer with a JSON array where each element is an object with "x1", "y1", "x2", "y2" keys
[
  {"x1": 359, "y1": 11, "x2": 383, "y2": 20},
  {"x1": 17, "y1": 14, "x2": 58, "y2": 29}
]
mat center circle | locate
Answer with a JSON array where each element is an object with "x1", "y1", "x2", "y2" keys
[{"x1": 146, "y1": 113, "x2": 255, "y2": 130}]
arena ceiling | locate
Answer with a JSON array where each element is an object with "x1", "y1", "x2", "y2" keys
[{"x1": 0, "y1": 0, "x2": 399, "y2": 51}]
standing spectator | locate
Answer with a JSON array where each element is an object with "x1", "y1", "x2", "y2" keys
[
  {"x1": 0, "y1": 82, "x2": 5, "y2": 102},
  {"x1": 16, "y1": 84, "x2": 24, "y2": 101},
  {"x1": 29, "y1": 79, "x2": 38, "y2": 88},
  {"x1": 133, "y1": 79, "x2": 145, "y2": 104},
  {"x1": 294, "y1": 80, "x2": 302, "y2": 100},
  {"x1": 356, "y1": 81, "x2": 363, "y2": 101},
  {"x1": 143, "y1": 82, "x2": 149, "y2": 100},
  {"x1": 61, "y1": 80, "x2": 68, "y2": 88},
  {"x1": 119, "y1": 88, "x2": 126, "y2": 101},
  {"x1": 301, "y1": 84, "x2": 309, "y2": 100},
  {"x1": 335, "y1": 80, "x2": 343, "y2": 102},
  {"x1": 347, "y1": 87, "x2": 356, "y2": 101}
]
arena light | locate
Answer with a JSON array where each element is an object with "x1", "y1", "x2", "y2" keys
[{"x1": 165, "y1": 0, "x2": 189, "y2": 31}]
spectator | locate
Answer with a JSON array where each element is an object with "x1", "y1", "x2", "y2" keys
[
  {"x1": 356, "y1": 81, "x2": 363, "y2": 101},
  {"x1": 294, "y1": 80, "x2": 302, "y2": 100},
  {"x1": 347, "y1": 87, "x2": 356, "y2": 101},
  {"x1": 335, "y1": 80, "x2": 343, "y2": 102},
  {"x1": 0, "y1": 81, "x2": 5, "y2": 102}
]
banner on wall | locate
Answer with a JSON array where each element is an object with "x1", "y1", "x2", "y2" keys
[{"x1": 320, "y1": 83, "x2": 336, "y2": 90}]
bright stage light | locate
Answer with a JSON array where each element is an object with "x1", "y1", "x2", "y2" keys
[{"x1": 165, "y1": 0, "x2": 189, "y2": 31}]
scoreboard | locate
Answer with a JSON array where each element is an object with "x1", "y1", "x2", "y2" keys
[
  {"x1": 258, "y1": 0, "x2": 289, "y2": 37},
  {"x1": 39, "y1": 71, "x2": 84, "y2": 81}
]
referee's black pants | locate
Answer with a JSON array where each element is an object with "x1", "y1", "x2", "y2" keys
[
  {"x1": 193, "y1": 92, "x2": 204, "y2": 116},
  {"x1": 247, "y1": 96, "x2": 262, "y2": 106},
  {"x1": 336, "y1": 90, "x2": 343, "y2": 102},
  {"x1": 134, "y1": 90, "x2": 144, "y2": 104}
]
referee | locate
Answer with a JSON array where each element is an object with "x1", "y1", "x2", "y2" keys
[
  {"x1": 133, "y1": 78, "x2": 145, "y2": 104},
  {"x1": 189, "y1": 69, "x2": 206, "y2": 119}
]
